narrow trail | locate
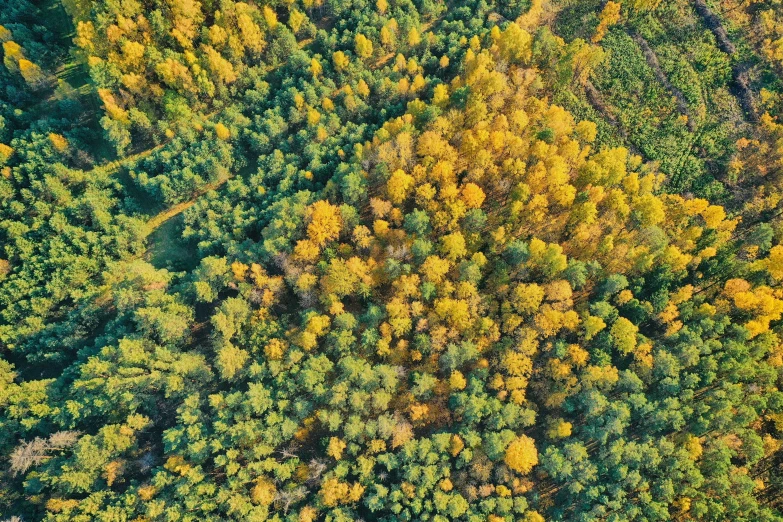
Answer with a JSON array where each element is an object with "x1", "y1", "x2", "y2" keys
[
  {"x1": 142, "y1": 176, "x2": 233, "y2": 239},
  {"x1": 88, "y1": 107, "x2": 223, "y2": 178},
  {"x1": 583, "y1": 79, "x2": 643, "y2": 157},
  {"x1": 630, "y1": 29, "x2": 695, "y2": 131},
  {"x1": 691, "y1": 0, "x2": 757, "y2": 122},
  {"x1": 584, "y1": 80, "x2": 626, "y2": 138},
  {"x1": 692, "y1": 0, "x2": 735, "y2": 54},
  {"x1": 731, "y1": 62, "x2": 757, "y2": 123},
  {"x1": 96, "y1": 142, "x2": 167, "y2": 176}
]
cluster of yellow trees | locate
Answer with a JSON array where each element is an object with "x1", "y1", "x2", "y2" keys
[
  {"x1": 205, "y1": 25, "x2": 783, "y2": 518},
  {"x1": 1, "y1": 29, "x2": 46, "y2": 87},
  {"x1": 7, "y1": 0, "x2": 783, "y2": 519}
]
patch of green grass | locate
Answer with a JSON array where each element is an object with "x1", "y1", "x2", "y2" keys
[{"x1": 145, "y1": 213, "x2": 199, "y2": 272}]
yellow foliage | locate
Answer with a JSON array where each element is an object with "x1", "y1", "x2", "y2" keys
[
  {"x1": 545, "y1": 280, "x2": 573, "y2": 302},
  {"x1": 320, "y1": 477, "x2": 349, "y2": 507},
  {"x1": 289, "y1": 10, "x2": 307, "y2": 33},
  {"x1": 310, "y1": 58, "x2": 322, "y2": 77},
  {"x1": 512, "y1": 283, "x2": 545, "y2": 314},
  {"x1": 685, "y1": 435, "x2": 703, "y2": 460},
  {"x1": 765, "y1": 245, "x2": 783, "y2": 280},
  {"x1": 327, "y1": 437, "x2": 346, "y2": 460},
  {"x1": 46, "y1": 498, "x2": 80, "y2": 513},
  {"x1": 263, "y1": 6, "x2": 278, "y2": 29},
  {"x1": 164, "y1": 455, "x2": 191, "y2": 476},
  {"x1": 294, "y1": 239, "x2": 321, "y2": 263},
  {"x1": 348, "y1": 482, "x2": 366, "y2": 502},
  {"x1": 237, "y1": 13, "x2": 265, "y2": 53},
  {"x1": 264, "y1": 338, "x2": 286, "y2": 360},
  {"x1": 420, "y1": 255, "x2": 451, "y2": 283},
  {"x1": 105, "y1": 460, "x2": 124, "y2": 487},
  {"x1": 702, "y1": 205, "x2": 726, "y2": 228},
  {"x1": 593, "y1": 1, "x2": 622, "y2": 43},
  {"x1": 434, "y1": 298, "x2": 471, "y2": 329},
  {"x1": 333, "y1": 50, "x2": 350, "y2": 70},
  {"x1": 18, "y1": 58, "x2": 45, "y2": 85},
  {"x1": 503, "y1": 350, "x2": 533, "y2": 377},
  {"x1": 450, "y1": 434, "x2": 465, "y2": 456},
  {"x1": 48, "y1": 133, "x2": 69, "y2": 152},
  {"x1": 575, "y1": 120, "x2": 598, "y2": 142},
  {"x1": 373, "y1": 219, "x2": 390, "y2": 236},
  {"x1": 0, "y1": 25, "x2": 11, "y2": 43},
  {"x1": 299, "y1": 506, "x2": 318, "y2": 522},
  {"x1": 408, "y1": 27, "x2": 421, "y2": 47},
  {"x1": 449, "y1": 371, "x2": 467, "y2": 390},
  {"x1": 214, "y1": 123, "x2": 231, "y2": 140},
  {"x1": 307, "y1": 108, "x2": 321, "y2": 125},
  {"x1": 251, "y1": 478, "x2": 276, "y2": 505},
  {"x1": 441, "y1": 231, "x2": 468, "y2": 261},
  {"x1": 504, "y1": 435, "x2": 538, "y2": 474},
  {"x1": 307, "y1": 201, "x2": 342, "y2": 246},
  {"x1": 658, "y1": 303, "x2": 679, "y2": 324},
  {"x1": 0, "y1": 143, "x2": 13, "y2": 163},
  {"x1": 355, "y1": 33, "x2": 373, "y2": 59},
  {"x1": 216, "y1": 343, "x2": 249, "y2": 379},
  {"x1": 548, "y1": 419, "x2": 573, "y2": 439},
  {"x1": 137, "y1": 485, "x2": 156, "y2": 501},
  {"x1": 496, "y1": 22, "x2": 532, "y2": 63},
  {"x1": 387, "y1": 169, "x2": 415, "y2": 203},
  {"x1": 3, "y1": 40, "x2": 22, "y2": 71},
  {"x1": 357, "y1": 78, "x2": 370, "y2": 97},
  {"x1": 610, "y1": 317, "x2": 638, "y2": 354},
  {"x1": 461, "y1": 182, "x2": 486, "y2": 208}
]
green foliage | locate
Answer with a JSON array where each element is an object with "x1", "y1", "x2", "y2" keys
[{"x1": 4, "y1": 0, "x2": 783, "y2": 521}]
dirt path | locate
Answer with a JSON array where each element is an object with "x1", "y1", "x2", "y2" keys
[
  {"x1": 731, "y1": 62, "x2": 757, "y2": 123},
  {"x1": 692, "y1": 0, "x2": 736, "y2": 54},
  {"x1": 142, "y1": 176, "x2": 232, "y2": 238},
  {"x1": 96, "y1": 142, "x2": 166, "y2": 176},
  {"x1": 691, "y1": 0, "x2": 757, "y2": 122},
  {"x1": 584, "y1": 80, "x2": 625, "y2": 137},
  {"x1": 583, "y1": 80, "x2": 646, "y2": 157},
  {"x1": 630, "y1": 30, "x2": 695, "y2": 131}
]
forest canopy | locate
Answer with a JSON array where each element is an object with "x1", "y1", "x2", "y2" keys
[{"x1": 4, "y1": 0, "x2": 783, "y2": 521}]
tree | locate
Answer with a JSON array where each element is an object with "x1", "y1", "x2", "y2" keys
[
  {"x1": 333, "y1": 50, "x2": 350, "y2": 70},
  {"x1": 204, "y1": 46, "x2": 237, "y2": 85},
  {"x1": 505, "y1": 435, "x2": 538, "y2": 474},
  {"x1": 593, "y1": 1, "x2": 621, "y2": 43},
  {"x1": 307, "y1": 200, "x2": 343, "y2": 245},
  {"x1": 18, "y1": 59, "x2": 45, "y2": 87},
  {"x1": 355, "y1": 33, "x2": 374, "y2": 59}
]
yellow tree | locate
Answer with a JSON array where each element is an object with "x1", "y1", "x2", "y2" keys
[
  {"x1": 505, "y1": 435, "x2": 538, "y2": 474},
  {"x1": 18, "y1": 59, "x2": 46, "y2": 87},
  {"x1": 408, "y1": 27, "x2": 421, "y2": 47},
  {"x1": 593, "y1": 1, "x2": 621, "y2": 43},
  {"x1": 333, "y1": 50, "x2": 350, "y2": 70},
  {"x1": 203, "y1": 45, "x2": 237, "y2": 85},
  {"x1": 3, "y1": 41, "x2": 23, "y2": 72},
  {"x1": 307, "y1": 201, "x2": 343, "y2": 246},
  {"x1": 355, "y1": 33, "x2": 374, "y2": 59}
]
